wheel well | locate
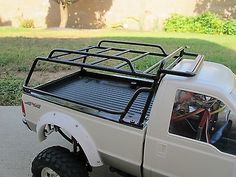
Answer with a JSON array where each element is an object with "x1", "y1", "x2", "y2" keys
[
  {"x1": 36, "y1": 112, "x2": 103, "y2": 167},
  {"x1": 43, "y1": 124, "x2": 90, "y2": 168}
]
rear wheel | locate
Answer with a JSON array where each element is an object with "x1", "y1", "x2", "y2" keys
[{"x1": 32, "y1": 146, "x2": 89, "y2": 177}]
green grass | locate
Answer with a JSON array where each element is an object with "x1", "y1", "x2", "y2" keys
[
  {"x1": 1, "y1": 28, "x2": 236, "y2": 105},
  {"x1": 0, "y1": 77, "x2": 24, "y2": 106}
]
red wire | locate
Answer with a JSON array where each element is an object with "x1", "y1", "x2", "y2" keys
[{"x1": 171, "y1": 108, "x2": 205, "y2": 122}]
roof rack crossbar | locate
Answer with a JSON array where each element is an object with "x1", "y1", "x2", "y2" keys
[
  {"x1": 89, "y1": 49, "x2": 130, "y2": 65},
  {"x1": 47, "y1": 49, "x2": 135, "y2": 73},
  {"x1": 191, "y1": 54, "x2": 204, "y2": 73},
  {"x1": 68, "y1": 47, "x2": 113, "y2": 61},
  {"x1": 48, "y1": 46, "x2": 97, "y2": 59},
  {"x1": 115, "y1": 52, "x2": 150, "y2": 69},
  {"x1": 98, "y1": 40, "x2": 167, "y2": 56},
  {"x1": 160, "y1": 54, "x2": 204, "y2": 77},
  {"x1": 165, "y1": 56, "x2": 182, "y2": 70},
  {"x1": 144, "y1": 46, "x2": 185, "y2": 74},
  {"x1": 97, "y1": 46, "x2": 166, "y2": 57},
  {"x1": 161, "y1": 69, "x2": 196, "y2": 77},
  {"x1": 35, "y1": 57, "x2": 154, "y2": 79},
  {"x1": 144, "y1": 60, "x2": 163, "y2": 74}
]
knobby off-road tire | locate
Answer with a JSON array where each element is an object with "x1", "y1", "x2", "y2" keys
[{"x1": 32, "y1": 146, "x2": 89, "y2": 177}]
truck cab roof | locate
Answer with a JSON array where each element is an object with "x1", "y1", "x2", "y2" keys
[{"x1": 165, "y1": 59, "x2": 235, "y2": 96}]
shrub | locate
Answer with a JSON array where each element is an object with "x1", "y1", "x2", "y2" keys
[
  {"x1": 164, "y1": 11, "x2": 235, "y2": 35},
  {"x1": 195, "y1": 12, "x2": 224, "y2": 34},
  {"x1": 164, "y1": 14, "x2": 195, "y2": 32},
  {"x1": 20, "y1": 19, "x2": 35, "y2": 28},
  {"x1": 223, "y1": 19, "x2": 236, "y2": 35}
]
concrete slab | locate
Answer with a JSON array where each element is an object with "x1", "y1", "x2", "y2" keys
[{"x1": 0, "y1": 106, "x2": 121, "y2": 177}]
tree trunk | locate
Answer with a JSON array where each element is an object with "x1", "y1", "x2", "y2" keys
[{"x1": 59, "y1": 2, "x2": 68, "y2": 28}]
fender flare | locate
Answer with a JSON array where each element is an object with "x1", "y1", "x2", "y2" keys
[{"x1": 36, "y1": 111, "x2": 103, "y2": 167}]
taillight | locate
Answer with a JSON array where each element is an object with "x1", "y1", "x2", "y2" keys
[{"x1": 21, "y1": 100, "x2": 26, "y2": 117}]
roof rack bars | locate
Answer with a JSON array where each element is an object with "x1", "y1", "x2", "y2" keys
[
  {"x1": 68, "y1": 48, "x2": 113, "y2": 62},
  {"x1": 160, "y1": 54, "x2": 204, "y2": 77},
  {"x1": 98, "y1": 40, "x2": 168, "y2": 56},
  {"x1": 115, "y1": 52, "x2": 150, "y2": 69},
  {"x1": 89, "y1": 49, "x2": 131, "y2": 65},
  {"x1": 144, "y1": 46, "x2": 185, "y2": 73},
  {"x1": 24, "y1": 40, "x2": 205, "y2": 128},
  {"x1": 39, "y1": 40, "x2": 204, "y2": 81}
]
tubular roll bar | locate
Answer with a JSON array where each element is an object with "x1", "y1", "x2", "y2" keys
[
  {"x1": 68, "y1": 48, "x2": 113, "y2": 61},
  {"x1": 48, "y1": 46, "x2": 97, "y2": 59},
  {"x1": 144, "y1": 46, "x2": 185, "y2": 73},
  {"x1": 24, "y1": 40, "x2": 204, "y2": 127},
  {"x1": 98, "y1": 40, "x2": 168, "y2": 56},
  {"x1": 89, "y1": 50, "x2": 131, "y2": 65},
  {"x1": 115, "y1": 52, "x2": 150, "y2": 69}
]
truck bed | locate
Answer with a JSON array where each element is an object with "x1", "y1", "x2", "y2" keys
[{"x1": 37, "y1": 72, "x2": 153, "y2": 125}]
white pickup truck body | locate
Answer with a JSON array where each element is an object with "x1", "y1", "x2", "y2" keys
[{"x1": 22, "y1": 40, "x2": 236, "y2": 177}]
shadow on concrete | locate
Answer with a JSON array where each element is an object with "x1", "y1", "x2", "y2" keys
[
  {"x1": 0, "y1": 17, "x2": 12, "y2": 26},
  {"x1": 46, "y1": 0, "x2": 113, "y2": 28},
  {"x1": 194, "y1": 0, "x2": 236, "y2": 18}
]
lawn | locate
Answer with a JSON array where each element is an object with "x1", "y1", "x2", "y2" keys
[{"x1": 1, "y1": 27, "x2": 236, "y2": 105}]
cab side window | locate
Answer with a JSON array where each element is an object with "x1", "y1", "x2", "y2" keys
[{"x1": 169, "y1": 90, "x2": 236, "y2": 156}]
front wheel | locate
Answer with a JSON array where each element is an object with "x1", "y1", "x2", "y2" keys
[{"x1": 32, "y1": 146, "x2": 89, "y2": 177}]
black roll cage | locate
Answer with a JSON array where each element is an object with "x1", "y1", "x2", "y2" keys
[{"x1": 23, "y1": 40, "x2": 204, "y2": 128}]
